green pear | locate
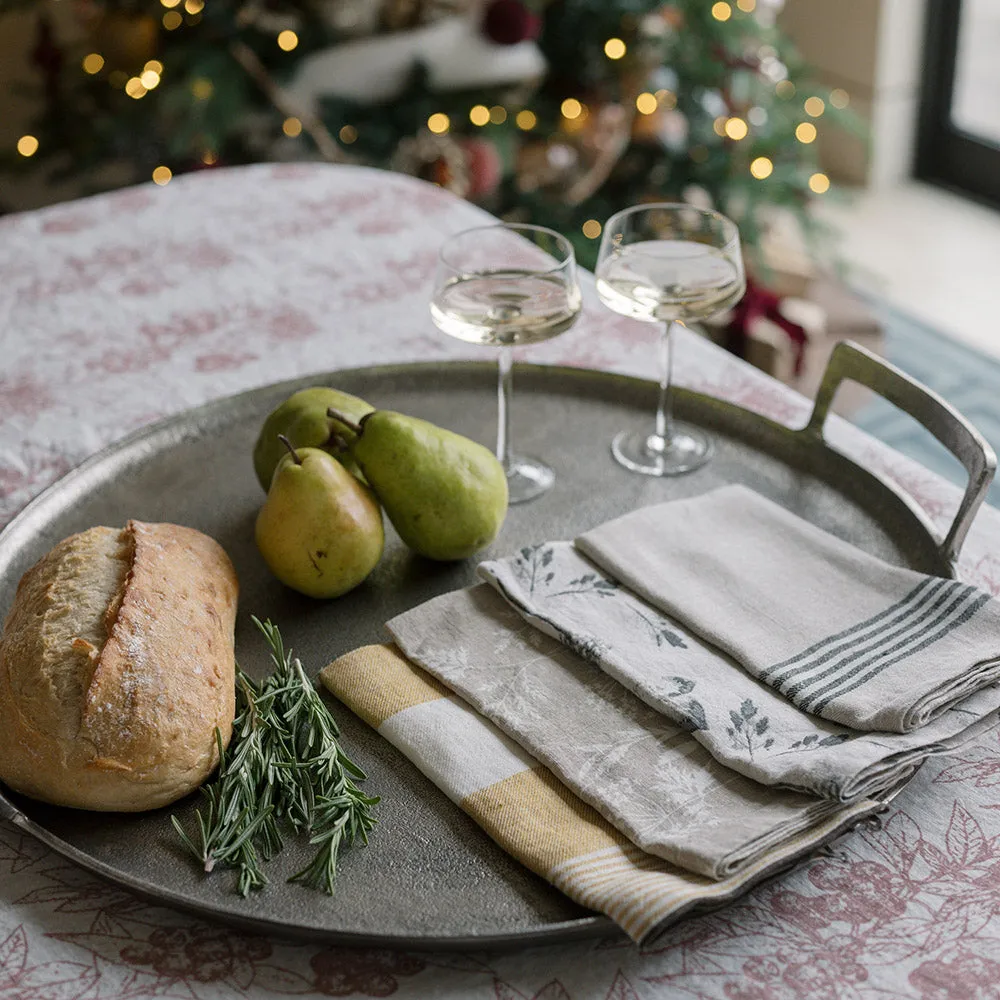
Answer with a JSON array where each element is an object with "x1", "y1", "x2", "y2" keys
[
  {"x1": 331, "y1": 408, "x2": 508, "y2": 561},
  {"x1": 253, "y1": 387, "x2": 374, "y2": 491},
  {"x1": 255, "y1": 439, "x2": 384, "y2": 598}
]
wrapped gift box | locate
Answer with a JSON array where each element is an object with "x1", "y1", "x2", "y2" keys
[{"x1": 708, "y1": 274, "x2": 885, "y2": 416}]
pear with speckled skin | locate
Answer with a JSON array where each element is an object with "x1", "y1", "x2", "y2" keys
[
  {"x1": 255, "y1": 440, "x2": 384, "y2": 598},
  {"x1": 331, "y1": 409, "x2": 508, "y2": 561},
  {"x1": 253, "y1": 387, "x2": 374, "y2": 491}
]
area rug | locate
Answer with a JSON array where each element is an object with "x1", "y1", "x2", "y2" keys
[{"x1": 853, "y1": 302, "x2": 1000, "y2": 507}]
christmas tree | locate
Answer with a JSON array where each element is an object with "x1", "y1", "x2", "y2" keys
[{"x1": 3, "y1": 0, "x2": 860, "y2": 268}]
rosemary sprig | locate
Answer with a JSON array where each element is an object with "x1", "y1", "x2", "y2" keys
[{"x1": 171, "y1": 617, "x2": 378, "y2": 896}]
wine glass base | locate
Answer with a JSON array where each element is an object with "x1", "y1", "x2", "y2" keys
[
  {"x1": 505, "y1": 455, "x2": 555, "y2": 504},
  {"x1": 612, "y1": 426, "x2": 713, "y2": 477}
]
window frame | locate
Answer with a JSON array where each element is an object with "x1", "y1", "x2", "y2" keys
[{"x1": 915, "y1": 0, "x2": 1000, "y2": 207}]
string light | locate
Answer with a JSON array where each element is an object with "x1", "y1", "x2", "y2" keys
[
  {"x1": 82, "y1": 53, "x2": 104, "y2": 74},
  {"x1": 712, "y1": 116, "x2": 727, "y2": 136},
  {"x1": 140, "y1": 69, "x2": 161, "y2": 89},
  {"x1": 656, "y1": 89, "x2": 677, "y2": 109},
  {"x1": 808, "y1": 172, "x2": 830, "y2": 193},
  {"x1": 635, "y1": 92, "x2": 658, "y2": 115},
  {"x1": 561, "y1": 98, "x2": 583, "y2": 120},
  {"x1": 152, "y1": 165, "x2": 172, "y2": 185},
  {"x1": 202, "y1": 151, "x2": 217, "y2": 165},
  {"x1": 283, "y1": 116, "x2": 302, "y2": 137},
  {"x1": 17, "y1": 135, "x2": 38, "y2": 157},
  {"x1": 775, "y1": 80, "x2": 795, "y2": 98},
  {"x1": 711, "y1": 2, "x2": 732, "y2": 21},
  {"x1": 736, "y1": 0, "x2": 756, "y2": 9},
  {"x1": 160, "y1": 0, "x2": 180, "y2": 6},
  {"x1": 804, "y1": 96, "x2": 825, "y2": 117},
  {"x1": 750, "y1": 156, "x2": 773, "y2": 179},
  {"x1": 145, "y1": 60, "x2": 164, "y2": 75},
  {"x1": 427, "y1": 112, "x2": 450, "y2": 134},
  {"x1": 795, "y1": 121, "x2": 817, "y2": 143},
  {"x1": 724, "y1": 116, "x2": 748, "y2": 140},
  {"x1": 582, "y1": 219, "x2": 602, "y2": 239},
  {"x1": 604, "y1": 37, "x2": 626, "y2": 60},
  {"x1": 516, "y1": 109, "x2": 537, "y2": 130},
  {"x1": 162, "y1": 11, "x2": 182, "y2": 29},
  {"x1": 125, "y1": 77, "x2": 148, "y2": 99},
  {"x1": 191, "y1": 78, "x2": 213, "y2": 100},
  {"x1": 184, "y1": 0, "x2": 204, "y2": 12},
  {"x1": 469, "y1": 104, "x2": 490, "y2": 126},
  {"x1": 489, "y1": 105, "x2": 507, "y2": 124},
  {"x1": 277, "y1": 29, "x2": 298, "y2": 51},
  {"x1": 339, "y1": 125, "x2": 357, "y2": 144},
  {"x1": 830, "y1": 88, "x2": 850, "y2": 109}
]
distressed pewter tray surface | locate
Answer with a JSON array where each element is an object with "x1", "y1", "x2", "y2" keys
[{"x1": 0, "y1": 362, "x2": 946, "y2": 950}]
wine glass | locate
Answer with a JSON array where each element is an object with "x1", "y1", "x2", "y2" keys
[
  {"x1": 430, "y1": 224, "x2": 582, "y2": 503},
  {"x1": 595, "y1": 203, "x2": 745, "y2": 476}
]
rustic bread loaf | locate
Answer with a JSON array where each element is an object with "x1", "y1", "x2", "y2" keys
[{"x1": 0, "y1": 520, "x2": 238, "y2": 812}]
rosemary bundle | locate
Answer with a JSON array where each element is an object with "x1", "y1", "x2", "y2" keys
[{"x1": 171, "y1": 617, "x2": 378, "y2": 896}]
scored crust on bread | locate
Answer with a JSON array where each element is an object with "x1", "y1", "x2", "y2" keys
[{"x1": 0, "y1": 521, "x2": 238, "y2": 812}]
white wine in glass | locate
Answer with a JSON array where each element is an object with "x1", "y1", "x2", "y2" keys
[
  {"x1": 430, "y1": 224, "x2": 582, "y2": 503},
  {"x1": 595, "y1": 205, "x2": 745, "y2": 476}
]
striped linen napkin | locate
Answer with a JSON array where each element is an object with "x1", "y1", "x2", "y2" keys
[
  {"x1": 385, "y1": 584, "x2": 883, "y2": 879},
  {"x1": 479, "y1": 542, "x2": 1000, "y2": 801},
  {"x1": 577, "y1": 484, "x2": 1000, "y2": 733},
  {"x1": 319, "y1": 643, "x2": 879, "y2": 944}
]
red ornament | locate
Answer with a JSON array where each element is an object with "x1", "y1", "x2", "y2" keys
[
  {"x1": 482, "y1": 0, "x2": 541, "y2": 46},
  {"x1": 460, "y1": 137, "x2": 503, "y2": 199}
]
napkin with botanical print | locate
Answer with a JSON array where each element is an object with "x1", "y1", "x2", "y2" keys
[
  {"x1": 575, "y1": 484, "x2": 1000, "y2": 733},
  {"x1": 320, "y1": 642, "x2": 879, "y2": 943},
  {"x1": 480, "y1": 539, "x2": 1000, "y2": 801},
  {"x1": 386, "y1": 584, "x2": 883, "y2": 880}
]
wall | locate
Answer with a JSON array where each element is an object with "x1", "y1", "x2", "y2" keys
[{"x1": 779, "y1": 0, "x2": 929, "y2": 187}]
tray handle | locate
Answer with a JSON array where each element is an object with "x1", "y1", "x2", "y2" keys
[{"x1": 803, "y1": 340, "x2": 996, "y2": 567}]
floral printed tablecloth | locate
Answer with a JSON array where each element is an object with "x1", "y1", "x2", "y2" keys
[{"x1": 3, "y1": 163, "x2": 1000, "y2": 1000}]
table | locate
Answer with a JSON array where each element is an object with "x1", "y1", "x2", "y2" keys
[{"x1": 3, "y1": 163, "x2": 1000, "y2": 1000}]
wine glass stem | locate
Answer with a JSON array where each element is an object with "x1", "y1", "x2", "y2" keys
[
  {"x1": 653, "y1": 320, "x2": 677, "y2": 454},
  {"x1": 497, "y1": 345, "x2": 514, "y2": 474}
]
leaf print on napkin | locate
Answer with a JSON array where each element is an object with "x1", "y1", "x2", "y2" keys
[
  {"x1": 550, "y1": 572, "x2": 619, "y2": 599},
  {"x1": 513, "y1": 544, "x2": 556, "y2": 595},
  {"x1": 681, "y1": 698, "x2": 708, "y2": 732},
  {"x1": 788, "y1": 732, "x2": 854, "y2": 751},
  {"x1": 625, "y1": 603, "x2": 688, "y2": 650},
  {"x1": 726, "y1": 699, "x2": 775, "y2": 757}
]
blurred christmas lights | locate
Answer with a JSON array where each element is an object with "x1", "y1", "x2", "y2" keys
[
  {"x1": 427, "y1": 113, "x2": 450, "y2": 134},
  {"x1": 795, "y1": 121, "x2": 817, "y2": 143},
  {"x1": 604, "y1": 38, "x2": 626, "y2": 60}
]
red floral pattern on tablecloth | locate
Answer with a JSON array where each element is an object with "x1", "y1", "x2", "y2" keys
[{"x1": 2, "y1": 162, "x2": 1000, "y2": 999}]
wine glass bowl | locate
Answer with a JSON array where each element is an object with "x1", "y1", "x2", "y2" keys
[
  {"x1": 430, "y1": 224, "x2": 581, "y2": 503},
  {"x1": 595, "y1": 204, "x2": 745, "y2": 476}
]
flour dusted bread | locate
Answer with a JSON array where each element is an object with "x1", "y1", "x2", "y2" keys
[{"x1": 0, "y1": 521, "x2": 238, "y2": 811}]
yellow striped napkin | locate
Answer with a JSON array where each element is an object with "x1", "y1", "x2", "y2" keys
[{"x1": 320, "y1": 643, "x2": 880, "y2": 943}]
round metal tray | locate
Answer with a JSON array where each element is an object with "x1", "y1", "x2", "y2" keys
[{"x1": 0, "y1": 347, "x2": 993, "y2": 950}]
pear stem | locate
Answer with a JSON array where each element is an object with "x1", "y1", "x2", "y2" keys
[
  {"x1": 327, "y1": 408, "x2": 364, "y2": 437},
  {"x1": 277, "y1": 434, "x2": 303, "y2": 465}
]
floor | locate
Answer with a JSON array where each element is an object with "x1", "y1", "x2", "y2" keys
[
  {"x1": 853, "y1": 299, "x2": 1000, "y2": 505},
  {"x1": 818, "y1": 181, "x2": 1000, "y2": 360}
]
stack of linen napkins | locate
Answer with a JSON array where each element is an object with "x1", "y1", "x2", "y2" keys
[{"x1": 321, "y1": 485, "x2": 1000, "y2": 943}]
